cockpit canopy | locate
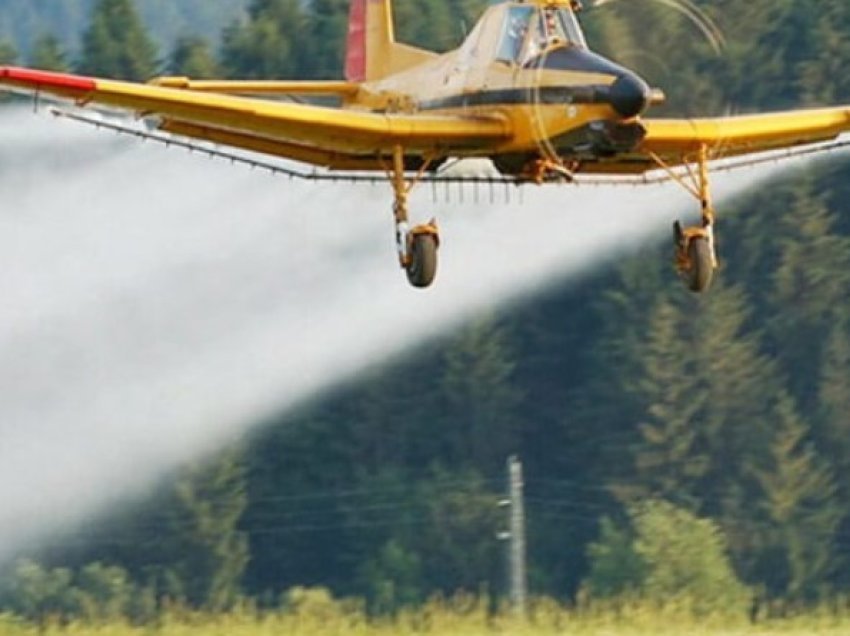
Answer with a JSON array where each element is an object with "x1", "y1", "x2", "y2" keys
[{"x1": 496, "y1": 4, "x2": 587, "y2": 65}]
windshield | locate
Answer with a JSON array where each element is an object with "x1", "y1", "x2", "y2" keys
[
  {"x1": 496, "y1": 5, "x2": 535, "y2": 63},
  {"x1": 533, "y1": 7, "x2": 587, "y2": 52},
  {"x1": 497, "y1": 6, "x2": 587, "y2": 65},
  {"x1": 555, "y1": 8, "x2": 587, "y2": 48}
]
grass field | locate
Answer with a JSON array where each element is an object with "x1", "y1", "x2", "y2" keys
[
  {"x1": 4, "y1": 597, "x2": 850, "y2": 636},
  {"x1": 3, "y1": 618, "x2": 850, "y2": 636}
]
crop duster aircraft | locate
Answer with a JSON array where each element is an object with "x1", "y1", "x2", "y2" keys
[{"x1": 2, "y1": 0, "x2": 850, "y2": 292}]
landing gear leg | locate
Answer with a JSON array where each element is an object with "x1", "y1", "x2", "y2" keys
[
  {"x1": 659, "y1": 145, "x2": 718, "y2": 293},
  {"x1": 390, "y1": 146, "x2": 440, "y2": 288}
]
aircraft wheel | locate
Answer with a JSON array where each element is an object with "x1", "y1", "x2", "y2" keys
[
  {"x1": 683, "y1": 236, "x2": 713, "y2": 293},
  {"x1": 406, "y1": 233, "x2": 438, "y2": 288}
]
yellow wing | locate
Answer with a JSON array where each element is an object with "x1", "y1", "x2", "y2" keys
[
  {"x1": 641, "y1": 107, "x2": 850, "y2": 164},
  {"x1": 0, "y1": 67, "x2": 511, "y2": 170},
  {"x1": 581, "y1": 107, "x2": 850, "y2": 175}
]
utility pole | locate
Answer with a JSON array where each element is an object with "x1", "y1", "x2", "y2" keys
[{"x1": 498, "y1": 455, "x2": 527, "y2": 616}]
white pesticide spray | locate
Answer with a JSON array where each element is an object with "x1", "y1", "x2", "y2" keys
[{"x1": 0, "y1": 107, "x2": 801, "y2": 562}]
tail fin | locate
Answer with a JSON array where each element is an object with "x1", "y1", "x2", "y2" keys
[{"x1": 345, "y1": 0, "x2": 436, "y2": 82}]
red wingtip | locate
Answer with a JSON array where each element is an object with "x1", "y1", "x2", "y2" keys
[{"x1": 0, "y1": 66, "x2": 96, "y2": 92}]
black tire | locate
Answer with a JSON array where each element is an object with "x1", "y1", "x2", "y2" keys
[
  {"x1": 684, "y1": 236, "x2": 713, "y2": 293},
  {"x1": 673, "y1": 221, "x2": 685, "y2": 247},
  {"x1": 406, "y1": 233, "x2": 438, "y2": 288}
]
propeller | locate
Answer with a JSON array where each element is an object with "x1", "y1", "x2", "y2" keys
[
  {"x1": 590, "y1": 0, "x2": 726, "y2": 56},
  {"x1": 520, "y1": 0, "x2": 727, "y2": 181}
]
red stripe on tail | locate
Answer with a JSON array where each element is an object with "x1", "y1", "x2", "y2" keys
[{"x1": 345, "y1": 0, "x2": 366, "y2": 82}]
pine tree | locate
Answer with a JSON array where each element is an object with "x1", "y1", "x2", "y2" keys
[
  {"x1": 614, "y1": 285, "x2": 778, "y2": 521},
  {"x1": 393, "y1": 0, "x2": 458, "y2": 51},
  {"x1": 595, "y1": 276, "x2": 784, "y2": 592},
  {"x1": 169, "y1": 35, "x2": 218, "y2": 78},
  {"x1": 797, "y1": 0, "x2": 850, "y2": 105},
  {"x1": 0, "y1": 40, "x2": 16, "y2": 103},
  {"x1": 570, "y1": 258, "x2": 669, "y2": 491},
  {"x1": 163, "y1": 449, "x2": 249, "y2": 610},
  {"x1": 307, "y1": 0, "x2": 348, "y2": 79},
  {"x1": 358, "y1": 539, "x2": 423, "y2": 613},
  {"x1": 819, "y1": 321, "x2": 850, "y2": 469},
  {"x1": 815, "y1": 321, "x2": 850, "y2": 588},
  {"x1": 29, "y1": 33, "x2": 68, "y2": 71},
  {"x1": 221, "y1": 0, "x2": 308, "y2": 79},
  {"x1": 131, "y1": 0, "x2": 249, "y2": 53},
  {"x1": 628, "y1": 298, "x2": 710, "y2": 506},
  {"x1": 348, "y1": 368, "x2": 442, "y2": 470},
  {"x1": 77, "y1": 0, "x2": 158, "y2": 80},
  {"x1": 770, "y1": 177, "x2": 850, "y2": 413},
  {"x1": 689, "y1": 286, "x2": 779, "y2": 510},
  {"x1": 0, "y1": 40, "x2": 17, "y2": 65},
  {"x1": 584, "y1": 516, "x2": 645, "y2": 597},
  {"x1": 440, "y1": 318, "x2": 522, "y2": 471},
  {"x1": 752, "y1": 393, "x2": 841, "y2": 600},
  {"x1": 725, "y1": 1, "x2": 817, "y2": 109},
  {"x1": 240, "y1": 407, "x2": 361, "y2": 597},
  {"x1": 412, "y1": 468, "x2": 503, "y2": 594}
]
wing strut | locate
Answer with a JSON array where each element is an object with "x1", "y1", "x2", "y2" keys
[{"x1": 659, "y1": 145, "x2": 716, "y2": 293}]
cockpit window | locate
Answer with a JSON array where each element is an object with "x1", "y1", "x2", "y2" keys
[
  {"x1": 497, "y1": 6, "x2": 587, "y2": 65},
  {"x1": 556, "y1": 8, "x2": 587, "y2": 48},
  {"x1": 532, "y1": 8, "x2": 588, "y2": 52},
  {"x1": 496, "y1": 6, "x2": 535, "y2": 63}
]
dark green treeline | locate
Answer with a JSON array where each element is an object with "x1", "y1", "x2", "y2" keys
[
  {"x1": 3, "y1": 0, "x2": 850, "y2": 619},
  {"x1": 0, "y1": 0, "x2": 247, "y2": 61}
]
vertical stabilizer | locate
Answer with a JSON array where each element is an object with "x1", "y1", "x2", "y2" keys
[
  {"x1": 345, "y1": 0, "x2": 394, "y2": 82},
  {"x1": 345, "y1": 0, "x2": 436, "y2": 82}
]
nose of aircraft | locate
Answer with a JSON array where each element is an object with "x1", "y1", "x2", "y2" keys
[
  {"x1": 523, "y1": 47, "x2": 654, "y2": 118},
  {"x1": 608, "y1": 73, "x2": 652, "y2": 119}
]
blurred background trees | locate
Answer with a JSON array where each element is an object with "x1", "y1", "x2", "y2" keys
[
  {"x1": 76, "y1": 0, "x2": 157, "y2": 80},
  {"x1": 2, "y1": 0, "x2": 850, "y2": 622}
]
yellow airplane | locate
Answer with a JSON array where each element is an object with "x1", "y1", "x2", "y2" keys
[{"x1": 2, "y1": 0, "x2": 849, "y2": 292}]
